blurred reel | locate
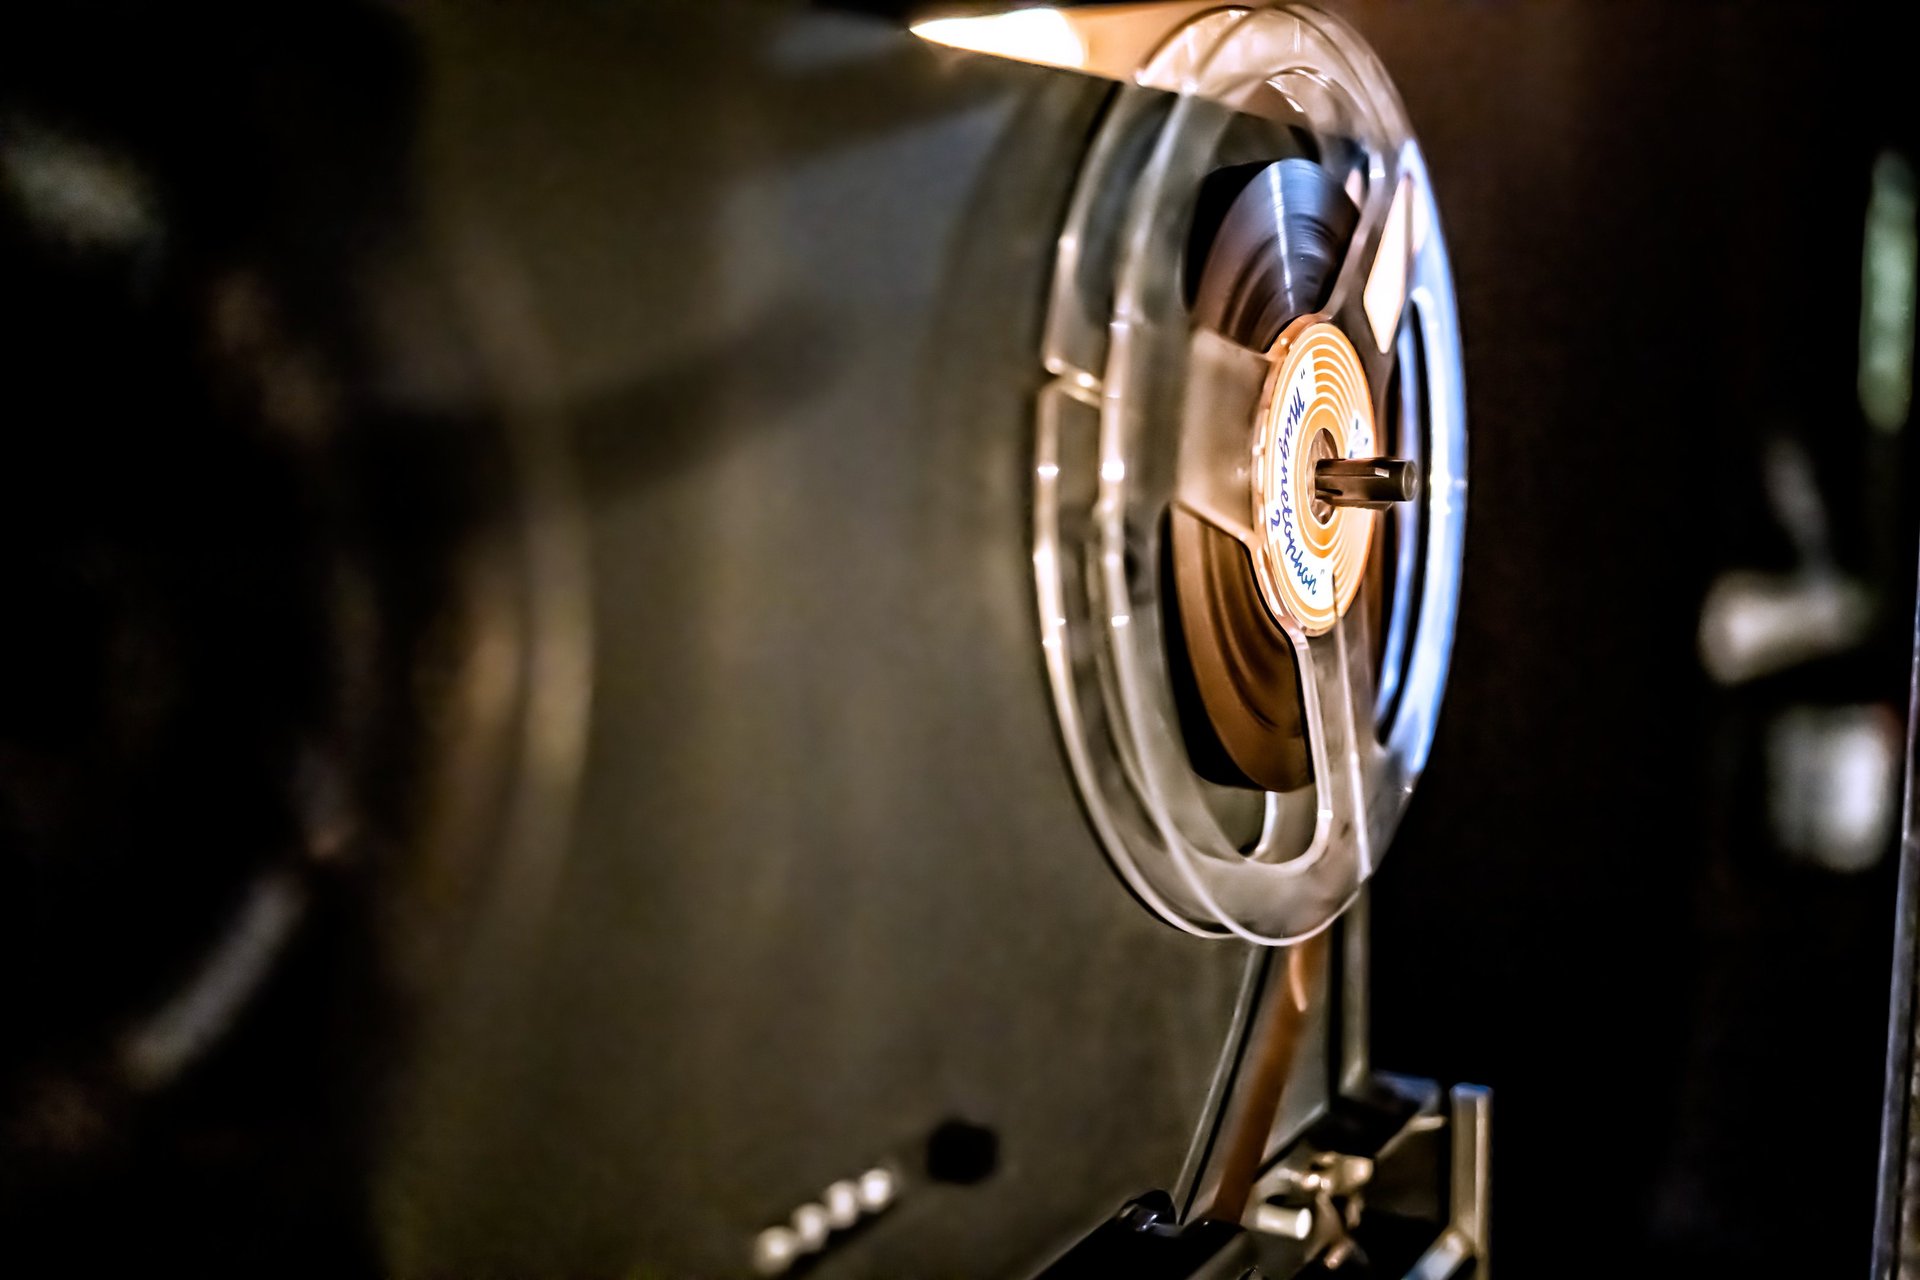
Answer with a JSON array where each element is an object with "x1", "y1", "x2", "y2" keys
[{"x1": 1036, "y1": 4, "x2": 1466, "y2": 944}]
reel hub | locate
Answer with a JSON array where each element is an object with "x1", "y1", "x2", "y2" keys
[{"x1": 1254, "y1": 320, "x2": 1384, "y2": 636}]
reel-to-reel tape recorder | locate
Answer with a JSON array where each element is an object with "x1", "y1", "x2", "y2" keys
[
  {"x1": 1016, "y1": 5, "x2": 1483, "y2": 1273},
  {"x1": 0, "y1": 3, "x2": 1492, "y2": 1276}
]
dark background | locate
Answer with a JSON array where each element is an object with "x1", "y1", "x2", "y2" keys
[{"x1": 1334, "y1": 3, "x2": 1918, "y2": 1276}]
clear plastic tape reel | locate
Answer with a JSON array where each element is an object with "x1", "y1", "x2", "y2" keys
[{"x1": 1036, "y1": 5, "x2": 1466, "y2": 944}]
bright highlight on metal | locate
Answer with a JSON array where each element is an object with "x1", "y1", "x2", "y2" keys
[
  {"x1": 910, "y1": 3, "x2": 1235, "y2": 85},
  {"x1": 911, "y1": 9, "x2": 1086, "y2": 70}
]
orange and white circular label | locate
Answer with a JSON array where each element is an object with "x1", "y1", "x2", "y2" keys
[{"x1": 1252, "y1": 322, "x2": 1378, "y2": 635}]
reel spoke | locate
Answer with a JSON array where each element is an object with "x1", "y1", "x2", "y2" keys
[
  {"x1": 1174, "y1": 327, "x2": 1272, "y2": 554},
  {"x1": 1326, "y1": 164, "x2": 1412, "y2": 407}
]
